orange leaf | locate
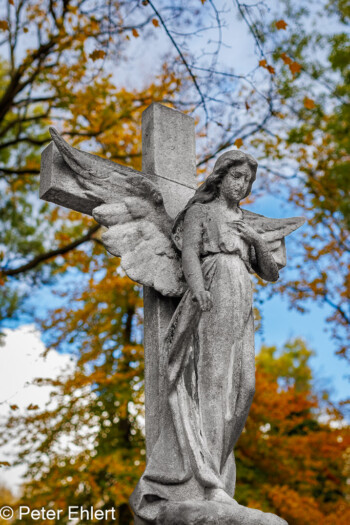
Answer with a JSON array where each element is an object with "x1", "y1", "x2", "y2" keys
[
  {"x1": 0, "y1": 461, "x2": 11, "y2": 467},
  {"x1": 275, "y1": 19, "x2": 288, "y2": 30},
  {"x1": 152, "y1": 18, "x2": 159, "y2": 27},
  {"x1": 142, "y1": 0, "x2": 149, "y2": 5},
  {"x1": 303, "y1": 97, "x2": 315, "y2": 109},
  {"x1": 259, "y1": 59, "x2": 275, "y2": 74},
  {"x1": 89, "y1": 49, "x2": 106, "y2": 61},
  {"x1": 234, "y1": 138, "x2": 243, "y2": 149},
  {"x1": 132, "y1": 28, "x2": 139, "y2": 38},
  {"x1": 10, "y1": 405, "x2": 19, "y2": 410},
  {"x1": 27, "y1": 404, "x2": 39, "y2": 410},
  {"x1": 23, "y1": 27, "x2": 29, "y2": 33},
  {"x1": 289, "y1": 61, "x2": 302, "y2": 75},
  {"x1": 245, "y1": 100, "x2": 251, "y2": 110},
  {"x1": 280, "y1": 52, "x2": 292, "y2": 65},
  {"x1": 0, "y1": 20, "x2": 9, "y2": 31}
]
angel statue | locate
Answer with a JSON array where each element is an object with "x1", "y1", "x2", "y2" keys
[{"x1": 49, "y1": 129, "x2": 304, "y2": 525}]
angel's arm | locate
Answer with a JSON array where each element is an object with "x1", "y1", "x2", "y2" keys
[
  {"x1": 182, "y1": 206, "x2": 212, "y2": 310},
  {"x1": 235, "y1": 222, "x2": 279, "y2": 282}
]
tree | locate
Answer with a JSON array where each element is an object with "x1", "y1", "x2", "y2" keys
[
  {"x1": 3, "y1": 257, "x2": 145, "y2": 524},
  {"x1": 236, "y1": 339, "x2": 350, "y2": 525},
  {"x1": 230, "y1": 0, "x2": 350, "y2": 357},
  {"x1": 3, "y1": 335, "x2": 349, "y2": 524},
  {"x1": 1, "y1": 0, "x2": 348, "y2": 356},
  {"x1": 0, "y1": 483, "x2": 17, "y2": 525}
]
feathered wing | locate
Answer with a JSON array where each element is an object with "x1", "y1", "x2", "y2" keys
[
  {"x1": 49, "y1": 128, "x2": 186, "y2": 297},
  {"x1": 242, "y1": 209, "x2": 305, "y2": 269}
]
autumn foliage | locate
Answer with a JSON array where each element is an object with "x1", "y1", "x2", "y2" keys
[{"x1": 236, "y1": 341, "x2": 350, "y2": 524}]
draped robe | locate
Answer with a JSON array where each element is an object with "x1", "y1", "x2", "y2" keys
[{"x1": 131, "y1": 202, "x2": 258, "y2": 522}]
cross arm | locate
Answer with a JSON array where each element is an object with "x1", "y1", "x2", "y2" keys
[
  {"x1": 39, "y1": 141, "x2": 147, "y2": 216},
  {"x1": 40, "y1": 142, "x2": 96, "y2": 215}
]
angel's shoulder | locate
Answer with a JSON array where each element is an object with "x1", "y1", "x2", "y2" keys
[{"x1": 183, "y1": 202, "x2": 208, "y2": 224}]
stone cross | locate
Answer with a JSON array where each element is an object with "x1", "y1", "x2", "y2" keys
[{"x1": 40, "y1": 103, "x2": 197, "y2": 456}]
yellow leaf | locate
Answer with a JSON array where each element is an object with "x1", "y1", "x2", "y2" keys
[
  {"x1": 152, "y1": 18, "x2": 159, "y2": 27},
  {"x1": 23, "y1": 27, "x2": 29, "y2": 33},
  {"x1": 89, "y1": 49, "x2": 106, "y2": 61},
  {"x1": 0, "y1": 461, "x2": 11, "y2": 467},
  {"x1": 275, "y1": 19, "x2": 288, "y2": 30},
  {"x1": 303, "y1": 97, "x2": 315, "y2": 109},
  {"x1": 132, "y1": 28, "x2": 139, "y2": 38},
  {"x1": 0, "y1": 20, "x2": 9, "y2": 31},
  {"x1": 234, "y1": 138, "x2": 243, "y2": 149}
]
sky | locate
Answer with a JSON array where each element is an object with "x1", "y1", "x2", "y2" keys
[{"x1": 0, "y1": 326, "x2": 75, "y2": 493}]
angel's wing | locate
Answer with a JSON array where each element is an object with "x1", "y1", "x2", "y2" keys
[
  {"x1": 242, "y1": 209, "x2": 305, "y2": 269},
  {"x1": 49, "y1": 128, "x2": 186, "y2": 297}
]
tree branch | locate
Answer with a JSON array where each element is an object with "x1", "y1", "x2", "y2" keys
[
  {"x1": 2, "y1": 224, "x2": 100, "y2": 277},
  {"x1": 0, "y1": 167, "x2": 40, "y2": 176},
  {"x1": 147, "y1": 0, "x2": 209, "y2": 122}
]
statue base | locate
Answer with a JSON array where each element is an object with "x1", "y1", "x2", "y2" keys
[{"x1": 134, "y1": 500, "x2": 288, "y2": 525}]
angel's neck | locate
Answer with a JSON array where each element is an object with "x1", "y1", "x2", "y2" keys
[{"x1": 217, "y1": 193, "x2": 241, "y2": 212}]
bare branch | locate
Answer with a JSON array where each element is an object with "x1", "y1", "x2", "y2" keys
[
  {"x1": 147, "y1": 0, "x2": 209, "y2": 122},
  {"x1": 2, "y1": 224, "x2": 100, "y2": 277}
]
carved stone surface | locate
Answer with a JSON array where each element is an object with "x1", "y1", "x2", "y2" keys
[
  {"x1": 141, "y1": 104, "x2": 196, "y2": 456},
  {"x1": 157, "y1": 501, "x2": 288, "y2": 525},
  {"x1": 40, "y1": 104, "x2": 305, "y2": 525},
  {"x1": 142, "y1": 103, "x2": 197, "y2": 219}
]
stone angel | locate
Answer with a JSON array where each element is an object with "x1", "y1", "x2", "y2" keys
[{"x1": 50, "y1": 128, "x2": 304, "y2": 525}]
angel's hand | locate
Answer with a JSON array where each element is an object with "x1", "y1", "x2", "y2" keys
[
  {"x1": 195, "y1": 290, "x2": 213, "y2": 312},
  {"x1": 234, "y1": 222, "x2": 263, "y2": 247}
]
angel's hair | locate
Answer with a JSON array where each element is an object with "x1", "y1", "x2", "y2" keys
[{"x1": 173, "y1": 150, "x2": 258, "y2": 233}]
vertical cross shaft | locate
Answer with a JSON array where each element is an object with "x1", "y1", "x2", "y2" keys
[{"x1": 141, "y1": 104, "x2": 196, "y2": 456}]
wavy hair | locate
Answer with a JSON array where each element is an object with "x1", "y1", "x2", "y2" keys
[{"x1": 173, "y1": 149, "x2": 258, "y2": 233}]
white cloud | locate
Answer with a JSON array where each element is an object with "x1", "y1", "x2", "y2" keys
[{"x1": 0, "y1": 325, "x2": 75, "y2": 494}]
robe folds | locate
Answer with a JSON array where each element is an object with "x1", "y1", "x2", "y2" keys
[{"x1": 130, "y1": 203, "x2": 257, "y2": 522}]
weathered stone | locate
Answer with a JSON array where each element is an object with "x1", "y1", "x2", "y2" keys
[
  {"x1": 141, "y1": 103, "x2": 196, "y2": 455},
  {"x1": 142, "y1": 103, "x2": 197, "y2": 219},
  {"x1": 40, "y1": 106, "x2": 305, "y2": 525},
  {"x1": 40, "y1": 141, "x2": 97, "y2": 216},
  {"x1": 157, "y1": 501, "x2": 288, "y2": 525}
]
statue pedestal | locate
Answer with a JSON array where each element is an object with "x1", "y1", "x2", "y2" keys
[{"x1": 154, "y1": 500, "x2": 288, "y2": 525}]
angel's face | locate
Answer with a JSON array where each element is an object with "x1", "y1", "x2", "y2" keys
[{"x1": 220, "y1": 161, "x2": 253, "y2": 203}]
